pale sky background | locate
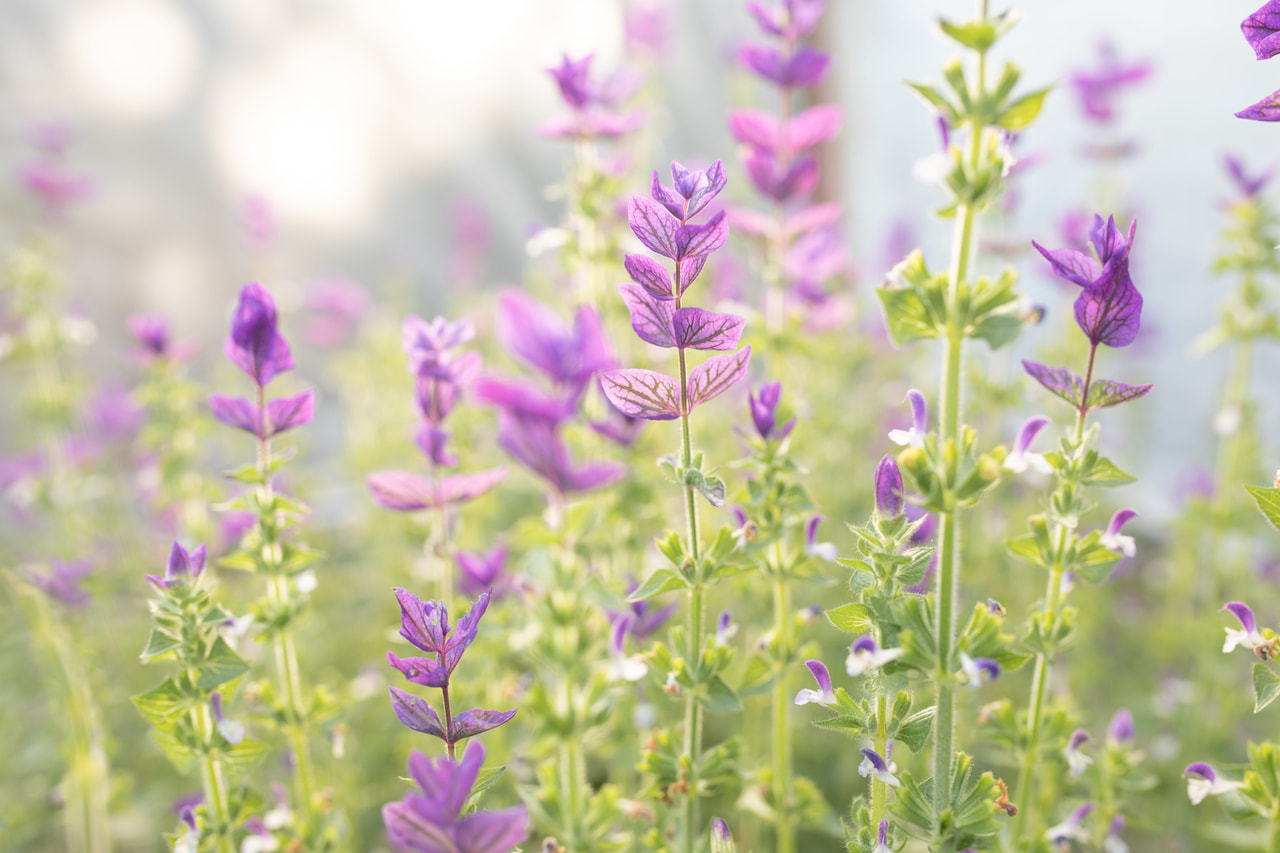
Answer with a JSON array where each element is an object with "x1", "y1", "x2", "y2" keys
[{"x1": 1, "y1": 0, "x2": 1277, "y2": 515}]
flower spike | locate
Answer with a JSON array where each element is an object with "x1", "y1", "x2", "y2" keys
[
  {"x1": 888, "y1": 389, "x2": 927, "y2": 447},
  {"x1": 793, "y1": 660, "x2": 837, "y2": 707},
  {"x1": 858, "y1": 748, "x2": 900, "y2": 788}
]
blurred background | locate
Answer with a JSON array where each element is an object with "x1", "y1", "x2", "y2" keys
[{"x1": 0, "y1": 0, "x2": 1277, "y2": 504}]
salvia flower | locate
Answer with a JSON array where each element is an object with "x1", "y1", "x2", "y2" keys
[
  {"x1": 497, "y1": 290, "x2": 616, "y2": 394},
  {"x1": 710, "y1": 817, "x2": 737, "y2": 853},
  {"x1": 959, "y1": 652, "x2": 1000, "y2": 689},
  {"x1": 1045, "y1": 802, "x2": 1093, "y2": 847},
  {"x1": 1069, "y1": 41, "x2": 1151, "y2": 124},
  {"x1": 748, "y1": 381, "x2": 795, "y2": 440},
  {"x1": 845, "y1": 636, "x2": 904, "y2": 677},
  {"x1": 1221, "y1": 601, "x2": 1268, "y2": 654},
  {"x1": 887, "y1": 389, "x2": 927, "y2": 448},
  {"x1": 387, "y1": 686, "x2": 516, "y2": 745},
  {"x1": 224, "y1": 283, "x2": 293, "y2": 387},
  {"x1": 1244, "y1": 2, "x2": 1280, "y2": 60},
  {"x1": 490, "y1": 410, "x2": 623, "y2": 496},
  {"x1": 874, "y1": 819, "x2": 891, "y2": 853},
  {"x1": 1063, "y1": 729, "x2": 1093, "y2": 777},
  {"x1": 31, "y1": 559, "x2": 94, "y2": 609},
  {"x1": 1225, "y1": 154, "x2": 1275, "y2": 199},
  {"x1": 174, "y1": 806, "x2": 200, "y2": 853},
  {"x1": 386, "y1": 589, "x2": 490, "y2": 688},
  {"x1": 1184, "y1": 762, "x2": 1244, "y2": 805},
  {"x1": 874, "y1": 455, "x2": 905, "y2": 518},
  {"x1": 541, "y1": 53, "x2": 644, "y2": 140},
  {"x1": 858, "y1": 748, "x2": 900, "y2": 788},
  {"x1": 793, "y1": 659, "x2": 837, "y2": 707},
  {"x1": 382, "y1": 742, "x2": 530, "y2": 853},
  {"x1": 715, "y1": 610, "x2": 738, "y2": 646},
  {"x1": 606, "y1": 615, "x2": 649, "y2": 683},
  {"x1": 129, "y1": 314, "x2": 171, "y2": 359},
  {"x1": 1107, "y1": 708, "x2": 1135, "y2": 746},
  {"x1": 1004, "y1": 415, "x2": 1052, "y2": 475},
  {"x1": 455, "y1": 547, "x2": 514, "y2": 600},
  {"x1": 211, "y1": 692, "x2": 244, "y2": 745},
  {"x1": 805, "y1": 515, "x2": 837, "y2": 562},
  {"x1": 1105, "y1": 815, "x2": 1129, "y2": 853},
  {"x1": 145, "y1": 542, "x2": 206, "y2": 591},
  {"x1": 1100, "y1": 509, "x2": 1139, "y2": 558},
  {"x1": 1032, "y1": 215, "x2": 1143, "y2": 348}
]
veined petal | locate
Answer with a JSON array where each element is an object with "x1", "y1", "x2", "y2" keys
[
  {"x1": 448, "y1": 708, "x2": 517, "y2": 742},
  {"x1": 618, "y1": 284, "x2": 677, "y2": 348},
  {"x1": 266, "y1": 391, "x2": 315, "y2": 437},
  {"x1": 388, "y1": 686, "x2": 447, "y2": 739},
  {"x1": 599, "y1": 368, "x2": 683, "y2": 420},
  {"x1": 686, "y1": 347, "x2": 752, "y2": 411},
  {"x1": 673, "y1": 307, "x2": 746, "y2": 351},
  {"x1": 208, "y1": 394, "x2": 263, "y2": 437},
  {"x1": 629, "y1": 196, "x2": 681, "y2": 258}
]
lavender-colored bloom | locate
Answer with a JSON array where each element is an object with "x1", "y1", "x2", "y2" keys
[
  {"x1": 1045, "y1": 803, "x2": 1093, "y2": 846},
  {"x1": 874, "y1": 819, "x2": 891, "y2": 853},
  {"x1": 145, "y1": 542, "x2": 206, "y2": 591},
  {"x1": 493, "y1": 410, "x2": 623, "y2": 495},
  {"x1": 1184, "y1": 762, "x2": 1244, "y2": 804},
  {"x1": 805, "y1": 515, "x2": 837, "y2": 562},
  {"x1": 548, "y1": 54, "x2": 594, "y2": 109},
  {"x1": 1063, "y1": 729, "x2": 1093, "y2": 777},
  {"x1": 1237, "y1": 88, "x2": 1280, "y2": 122},
  {"x1": 383, "y1": 742, "x2": 529, "y2": 853},
  {"x1": 857, "y1": 748, "x2": 900, "y2": 788},
  {"x1": 388, "y1": 686, "x2": 516, "y2": 744},
  {"x1": 710, "y1": 817, "x2": 737, "y2": 853},
  {"x1": 610, "y1": 576, "x2": 678, "y2": 642},
  {"x1": 1021, "y1": 360, "x2": 1153, "y2": 412},
  {"x1": 455, "y1": 547, "x2": 514, "y2": 600},
  {"x1": 748, "y1": 381, "x2": 795, "y2": 441},
  {"x1": 1069, "y1": 41, "x2": 1150, "y2": 123},
  {"x1": 728, "y1": 105, "x2": 841, "y2": 155},
  {"x1": 1004, "y1": 415, "x2": 1052, "y2": 475},
  {"x1": 600, "y1": 348, "x2": 752, "y2": 422},
  {"x1": 715, "y1": 610, "x2": 738, "y2": 645},
  {"x1": 846, "y1": 636, "x2": 904, "y2": 676},
  {"x1": 607, "y1": 615, "x2": 649, "y2": 683},
  {"x1": 387, "y1": 590, "x2": 490, "y2": 688},
  {"x1": 31, "y1": 559, "x2": 94, "y2": 609},
  {"x1": 496, "y1": 291, "x2": 615, "y2": 394},
  {"x1": 1244, "y1": 2, "x2": 1280, "y2": 59},
  {"x1": 129, "y1": 314, "x2": 171, "y2": 358},
  {"x1": 874, "y1": 455, "x2": 905, "y2": 518},
  {"x1": 959, "y1": 652, "x2": 1000, "y2": 688},
  {"x1": 1221, "y1": 601, "x2": 1268, "y2": 653},
  {"x1": 224, "y1": 283, "x2": 294, "y2": 387},
  {"x1": 1225, "y1": 154, "x2": 1275, "y2": 199},
  {"x1": 211, "y1": 691, "x2": 244, "y2": 745},
  {"x1": 1107, "y1": 708, "x2": 1135, "y2": 746},
  {"x1": 1032, "y1": 215, "x2": 1143, "y2": 348},
  {"x1": 747, "y1": 0, "x2": 824, "y2": 39},
  {"x1": 367, "y1": 468, "x2": 506, "y2": 512},
  {"x1": 743, "y1": 148, "x2": 819, "y2": 202},
  {"x1": 794, "y1": 659, "x2": 837, "y2": 706},
  {"x1": 209, "y1": 391, "x2": 314, "y2": 440},
  {"x1": 1106, "y1": 814, "x2": 1129, "y2": 853},
  {"x1": 174, "y1": 805, "x2": 200, "y2": 853},
  {"x1": 651, "y1": 160, "x2": 728, "y2": 221},
  {"x1": 616, "y1": 285, "x2": 745, "y2": 351},
  {"x1": 1100, "y1": 509, "x2": 1138, "y2": 558},
  {"x1": 888, "y1": 389, "x2": 927, "y2": 447},
  {"x1": 403, "y1": 315, "x2": 476, "y2": 381},
  {"x1": 629, "y1": 198, "x2": 729, "y2": 262},
  {"x1": 739, "y1": 44, "x2": 829, "y2": 88}
]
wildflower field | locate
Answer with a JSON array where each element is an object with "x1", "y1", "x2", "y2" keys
[{"x1": 7, "y1": 1, "x2": 1280, "y2": 852}]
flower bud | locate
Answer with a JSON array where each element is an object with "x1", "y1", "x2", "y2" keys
[{"x1": 874, "y1": 455, "x2": 905, "y2": 517}]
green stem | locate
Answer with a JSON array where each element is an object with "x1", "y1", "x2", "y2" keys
[
  {"x1": 1270, "y1": 813, "x2": 1280, "y2": 853},
  {"x1": 677, "y1": 341, "x2": 705, "y2": 853},
  {"x1": 772, "y1": 563, "x2": 795, "y2": 853},
  {"x1": 192, "y1": 699, "x2": 235, "y2": 853},
  {"x1": 871, "y1": 693, "x2": 889, "y2": 831}
]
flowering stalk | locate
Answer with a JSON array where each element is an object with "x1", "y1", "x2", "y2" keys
[
  {"x1": 601, "y1": 160, "x2": 749, "y2": 851},
  {"x1": 208, "y1": 283, "x2": 328, "y2": 847},
  {"x1": 1007, "y1": 213, "x2": 1150, "y2": 844},
  {"x1": 880, "y1": 2, "x2": 1047, "y2": 837}
]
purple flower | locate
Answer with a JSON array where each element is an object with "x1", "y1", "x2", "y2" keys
[
  {"x1": 495, "y1": 291, "x2": 615, "y2": 394},
  {"x1": 1045, "y1": 803, "x2": 1093, "y2": 846},
  {"x1": 1032, "y1": 215, "x2": 1143, "y2": 348},
  {"x1": 404, "y1": 315, "x2": 476, "y2": 381},
  {"x1": 845, "y1": 636, "x2": 903, "y2": 676},
  {"x1": 610, "y1": 577, "x2": 678, "y2": 641},
  {"x1": 748, "y1": 381, "x2": 795, "y2": 441},
  {"x1": 874, "y1": 455, "x2": 905, "y2": 518},
  {"x1": 710, "y1": 817, "x2": 737, "y2": 853},
  {"x1": 1069, "y1": 41, "x2": 1150, "y2": 123},
  {"x1": 129, "y1": 314, "x2": 171, "y2": 358},
  {"x1": 739, "y1": 44, "x2": 829, "y2": 88},
  {"x1": 387, "y1": 589, "x2": 491, "y2": 688},
  {"x1": 540, "y1": 54, "x2": 644, "y2": 140},
  {"x1": 606, "y1": 615, "x2": 649, "y2": 682},
  {"x1": 548, "y1": 54, "x2": 594, "y2": 109},
  {"x1": 211, "y1": 692, "x2": 244, "y2": 744},
  {"x1": 651, "y1": 160, "x2": 729, "y2": 221},
  {"x1": 388, "y1": 686, "x2": 516, "y2": 744},
  {"x1": 455, "y1": 547, "x2": 514, "y2": 600},
  {"x1": 31, "y1": 559, "x2": 94, "y2": 609},
  {"x1": 1107, "y1": 709, "x2": 1135, "y2": 746},
  {"x1": 715, "y1": 610, "x2": 738, "y2": 645},
  {"x1": 1244, "y1": 2, "x2": 1280, "y2": 60},
  {"x1": 1226, "y1": 154, "x2": 1275, "y2": 200},
  {"x1": 1237, "y1": 88, "x2": 1280, "y2": 122},
  {"x1": 743, "y1": 148, "x2": 819, "y2": 203},
  {"x1": 209, "y1": 390, "x2": 315, "y2": 440},
  {"x1": 1021, "y1": 360, "x2": 1152, "y2": 412},
  {"x1": 600, "y1": 348, "x2": 752, "y2": 421},
  {"x1": 1100, "y1": 509, "x2": 1138, "y2": 558},
  {"x1": 794, "y1": 659, "x2": 837, "y2": 706},
  {"x1": 747, "y1": 0, "x2": 824, "y2": 39},
  {"x1": 959, "y1": 652, "x2": 1000, "y2": 688},
  {"x1": 493, "y1": 410, "x2": 624, "y2": 495},
  {"x1": 1184, "y1": 762, "x2": 1243, "y2": 804},
  {"x1": 1221, "y1": 601, "x2": 1268, "y2": 654},
  {"x1": 874, "y1": 819, "x2": 891, "y2": 853},
  {"x1": 805, "y1": 515, "x2": 837, "y2": 562},
  {"x1": 888, "y1": 389, "x2": 927, "y2": 448},
  {"x1": 1063, "y1": 729, "x2": 1093, "y2": 777},
  {"x1": 1004, "y1": 416, "x2": 1052, "y2": 475},
  {"x1": 145, "y1": 542, "x2": 206, "y2": 591},
  {"x1": 382, "y1": 742, "x2": 529, "y2": 853},
  {"x1": 224, "y1": 283, "x2": 294, "y2": 387},
  {"x1": 857, "y1": 748, "x2": 900, "y2": 787},
  {"x1": 367, "y1": 468, "x2": 506, "y2": 512}
]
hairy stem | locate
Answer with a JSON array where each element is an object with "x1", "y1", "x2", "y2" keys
[
  {"x1": 191, "y1": 697, "x2": 235, "y2": 853},
  {"x1": 771, "y1": 556, "x2": 795, "y2": 853},
  {"x1": 677, "y1": 337, "x2": 705, "y2": 853}
]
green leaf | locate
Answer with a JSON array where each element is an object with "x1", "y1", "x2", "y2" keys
[
  {"x1": 892, "y1": 707, "x2": 936, "y2": 753},
  {"x1": 464, "y1": 766, "x2": 506, "y2": 814},
  {"x1": 812, "y1": 715, "x2": 870, "y2": 737},
  {"x1": 1255, "y1": 663, "x2": 1280, "y2": 713},
  {"x1": 937, "y1": 19, "x2": 998, "y2": 52},
  {"x1": 942, "y1": 58, "x2": 972, "y2": 112},
  {"x1": 140, "y1": 628, "x2": 182, "y2": 663},
  {"x1": 695, "y1": 474, "x2": 727, "y2": 508},
  {"x1": 217, "y1": 551, "x2": 260, "y2": 573},
  {"x1": 626, "y1": 568, "x2": 689, "y2": 602},
  {"x1": 220, "y1": 738, "x2": 271, "y2": 789},
  {"x1": 1004, "y1": 535, "x2": 1044, "y2": 567},
  {"x1": 1246, "y1": 485, "x2": 1280, "y2": 532},
  {"x1": 223, "y1": 464, "x2": 267, "y2": 485},
  {"x1": 132, "y1": 678, "x2": 191, "y2": 732},
  {"x1": 825, "y1": 603, "x2": 871, "y2": 634},
  {"x1": 701, "y1": 675, "x2": 743, "y2": 713},
  {"x1": 996, "y1": 87, "x2": 1050, "y2": 130},
  {"x1": 196, "y1": 637, "x2": 250, "y2": 690},
  {"x1": 877, "y1": 287, "x2": 938, "y2": 346},
  {"x1": 738, "y1": 654, "x2": 776, "y2": 697},
  {"x1": 906, "y1": 82, "x2": 960, "y2": 125},
  {"x1": 151, "y1": 728, "x2": 196, "y2": 773},
  {"x1": 1083, "y1": 456, "x2": 1138, "y2": 487}
]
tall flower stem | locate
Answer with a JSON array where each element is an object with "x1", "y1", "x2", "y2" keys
[
  {"x1": 1270, "y1": 814, "x2": 1280, "y2": 853},
  {"x1": 191, "y1": 695, "x2": 235, "y2": 853},
  {"x1": 256, "y1": 386, "x2": 316, "y2": 827},
  {"x1": 933, "y1": 2, "x2": 986, "y2": 819},
  {"x1": 677, "y1": 338, "x2": 705, "y2": 853},
  {"x1": 771, "y1": 549, "x2": 795, "y2": 853},
  {"x1": 871, "y1": 693, "x2": 890, "y2": 833},
  {"x1": 441, "y1": 685, "x2": 457, "y2": 762}
]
